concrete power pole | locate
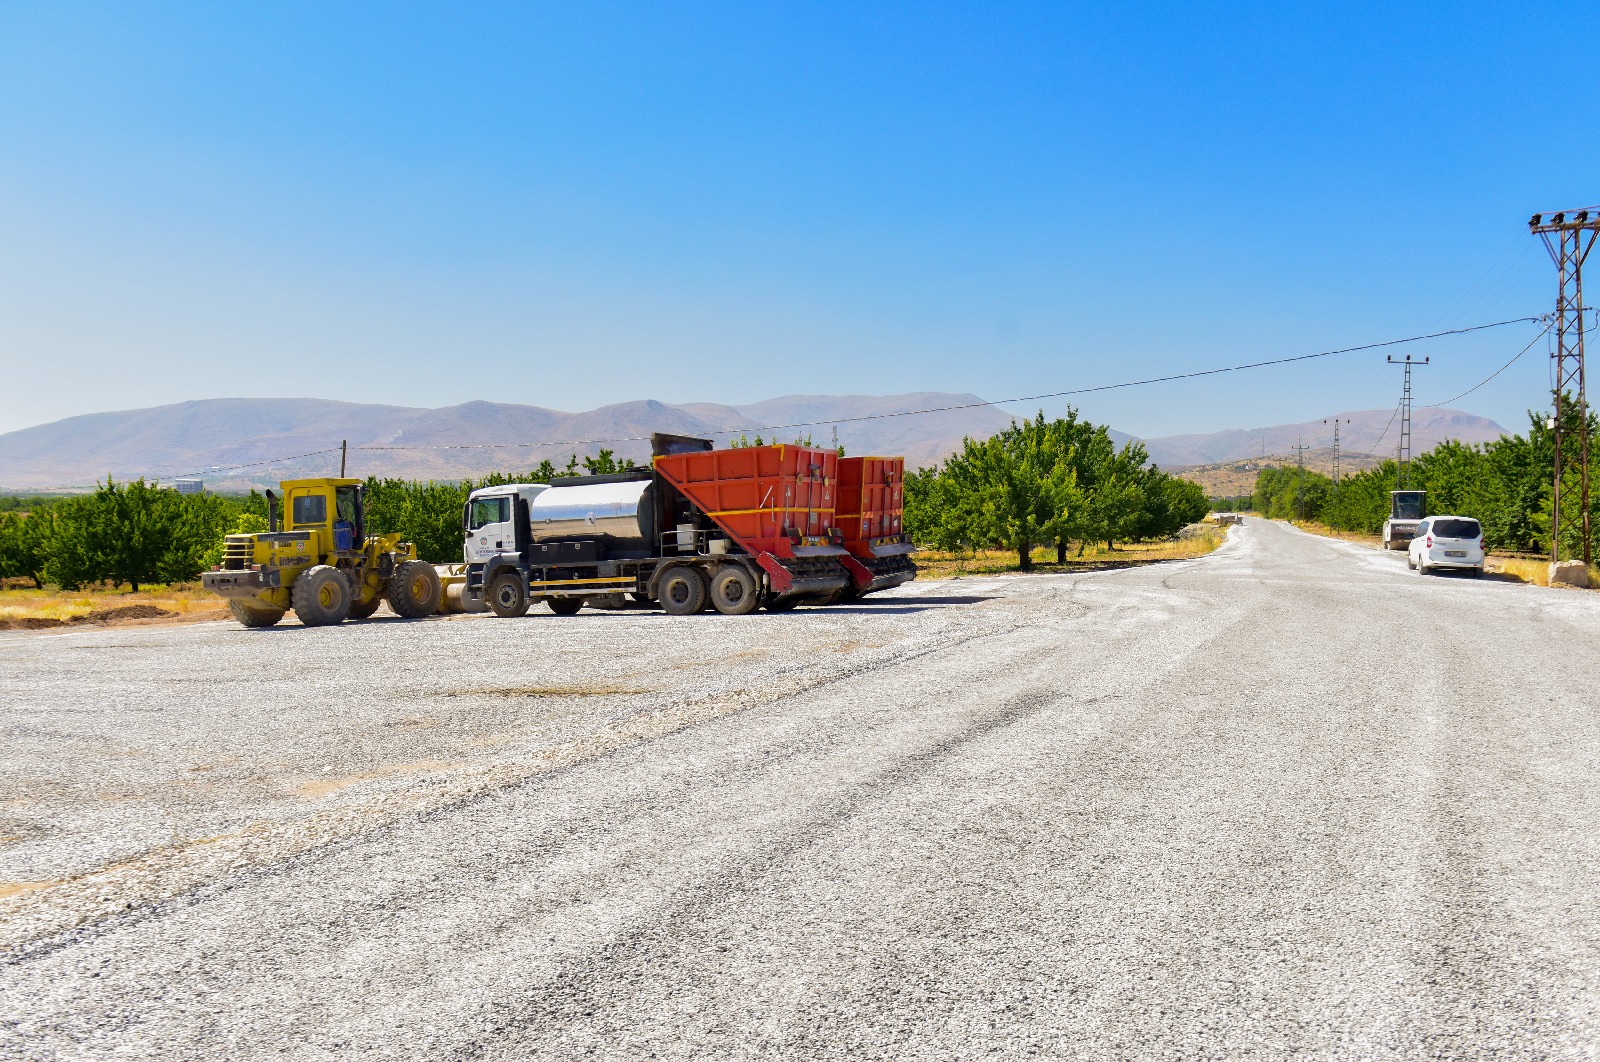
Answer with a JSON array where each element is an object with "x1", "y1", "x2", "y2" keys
[
  {"x1": 1387, "y1": 355, "x2": 1427, "y2": 489},
  {"x1": 1530, "y1": 207, "x2": 1599, "y2": 565}
]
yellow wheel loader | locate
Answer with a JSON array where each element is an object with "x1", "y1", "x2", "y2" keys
[{"x1": 202, "y1": 478, "x2": 441, "y2": 628}]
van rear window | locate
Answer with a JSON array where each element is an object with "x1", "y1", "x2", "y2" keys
[{"x1": 1432, "y1": 518, "x2": 1480, "y2": 539}]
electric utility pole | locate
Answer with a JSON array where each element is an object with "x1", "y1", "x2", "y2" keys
[
  {"x1": 1530, "y1": 207, "x2": 1599, "y2": 564},
  {"x1": 1387, "y1": 355, "x2": 1427, "y2": 489},
  {"x1": 1291, "y1": 435, "x2": 1311, "y2": 521},
  {"x1": 1324, "y1": 417, "x2": 1349, "y2": 489}
]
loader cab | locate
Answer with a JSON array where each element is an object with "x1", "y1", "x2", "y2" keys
[
  {"x1": 280, "y1": 478, "x2": 365, "y2": 554},
  {"x1": 464, "y1": 483, "x2": 549, "y2": 563}
]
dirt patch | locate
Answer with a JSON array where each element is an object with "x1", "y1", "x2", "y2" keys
[{"x1": 0, "y1": 604, "x2": 177, "y2": 632}]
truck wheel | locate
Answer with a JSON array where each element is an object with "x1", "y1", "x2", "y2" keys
[
  {"x1": 548, "y1": 597, "x2": 583, "y2": 616},
  {"x1": 656, "y1": 565, "x2": 707, "y2": 616},
  {"x1": 228, "y1": 600, "x2": 285, "y2": 628},
  {"x1": 763, "y1": 595, "x2": 799, "y2": 612},
  {"x1": 348, "y1": 593, "x2": 383, "y2": 620},
  {"x1": 292, "y1": 565, "x2": 352, "y2": 626},
  {"x1": 487, "y1": 573, "x2": 529, "y2": 618},
  {"x1": 709, "y1": 566, "x2": 760, "y2": 615},
  {"x1": 387, "y1": 560, "x2": 442, "y2": 618}
]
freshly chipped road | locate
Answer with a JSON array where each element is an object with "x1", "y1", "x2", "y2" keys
[{"x1": 4, "y1": 519, "x2": 1600, "y2": 1060}]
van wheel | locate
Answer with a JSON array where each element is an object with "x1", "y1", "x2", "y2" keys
[
  {"x1": 656, "y1": 566, "x2": 707, "y2": 616},
  {"x1": 292, "y1": 565, "x2": 351, "y2": 626},
  {"x1": 709, "y1": 566, "x2": 760, "y2": 615},
  {"x1": 487, "y1": 573, "x2": 529, "y2": 618},
  {"x1": 387, "y1": 561, "x2": 442, "y2": 618},
  {"x1": 228, "y1": 601, "x2": 285, "y2": 628},
  {"x1": 548, "y1": 597, "x2": 583, "y2": 616}
]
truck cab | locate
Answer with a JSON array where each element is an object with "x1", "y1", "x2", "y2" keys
[
  {"x1": 463, "y1": 483, "x2": 549, "y2": 566},
  {"x1": 1383, "y1": 490, "x2": 1427, "y2": 550}
]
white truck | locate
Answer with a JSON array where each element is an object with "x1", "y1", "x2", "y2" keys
[{"x1": 1382, "y1": 490, "x2": 1427, "y2": 550}]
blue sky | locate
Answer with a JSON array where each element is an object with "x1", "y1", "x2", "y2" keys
[{"x1": 0, "y1": 2, "x2": 1592, "y2": 440}]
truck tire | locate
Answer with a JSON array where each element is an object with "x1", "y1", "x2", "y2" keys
[
  {"x1": 709, "y1": 565, "x2": 760, "y2": 615},
  {"x1": 548, "y1": 597, "x2": 583, "y2": 616},
  {"x1": 487, "y1": 572, "x2": 529, "y2": 618},
  {"x1": 348, "y1": 592, "x2": 383, "y2": 620},
  {"x1": 387, "y1": 560, "x2": 442, "y2": 618},
  {"x1": 292, "y1": 565, "x2": 352, "y2": 626},
  {"x1": 656, "y1": 565, "x2": 707, "y2": 616},
  {"x1": 228, "y1": 600, "x2": 285, "y2": 628}
]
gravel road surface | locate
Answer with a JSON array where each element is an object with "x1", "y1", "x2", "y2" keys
[{"x1": 4, "y1": 519, "x2": 1600, "y2": 1059}]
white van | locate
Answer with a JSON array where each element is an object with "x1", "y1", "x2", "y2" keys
[{"x1": 1407, "y1": 515, "x2": 1485, "y2": 576}]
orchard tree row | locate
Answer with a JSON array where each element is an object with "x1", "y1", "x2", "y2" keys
[
  {"x1": 903, "y1": 410, "x2": 1211, "y2": 568},
  {"x1": 1252, "y1": 401, "x2": 1600, "y2": 558}
]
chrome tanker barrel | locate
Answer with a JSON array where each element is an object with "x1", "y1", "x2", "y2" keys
[{"x1": 526, "y1": 478, "x2": 656, "y2": 552}]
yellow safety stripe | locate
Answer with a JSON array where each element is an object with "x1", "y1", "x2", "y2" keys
[
  {"x1": 527, "y1": 576, "x2": 637, "y2": 589},
  {"x1": 705, "y1": 506, "x2": 835, "y2": 518}
]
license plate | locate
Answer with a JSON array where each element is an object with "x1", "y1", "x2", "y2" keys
[{"x1": 1445, "y1": 550, "x2": 1467, "y2": 557}]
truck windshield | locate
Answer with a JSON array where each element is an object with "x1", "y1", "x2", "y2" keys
[
  {"x1": 1392, "y1": 493, "x2": 1425, "y2": 520},
  {"x1": 470, "y1": 497, "x2": 510, "y2": 530},
  {"x1": 1432, "y1": 518, "x2": 1480, "y2": 539}
]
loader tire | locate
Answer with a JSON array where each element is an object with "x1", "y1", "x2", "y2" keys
[
  {"x1": 656, "y1": 565, "x2": 707, "y2": 616},
  {"x1": 347, "y1": 592, "x2": 383, "y2": 620},
  {"x1": 292, "y1": 566, "x2": 352, "y2": 627},
  {"x1": 228, "y1": 600, "x2": 285, "y2": 628},
  {"x1": 709, "y1": 565, "x2": 760, "y2": 615},
  {"x1": 487, "y1": 573, "x2": 529, "y2": 618},
  {"x1": 548, "y1": 597, "x2": 583, "y2": 616},
  {"x1": 387, "y1": 560, "x2": 441, "y2": 618}
]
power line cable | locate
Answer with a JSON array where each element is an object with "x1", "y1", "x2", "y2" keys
[
  {"x1": 1423, "y1": 320, "x2": 1555, "y2": 408},
  {"x1": 353, "y1": 316, "x2": 1545, "y2": 453}
]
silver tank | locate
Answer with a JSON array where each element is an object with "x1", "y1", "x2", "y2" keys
[{"x1": 527, "y1": 479, "x2": 656, "y2": 548}]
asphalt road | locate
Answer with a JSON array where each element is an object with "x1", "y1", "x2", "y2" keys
[{"x1": 4, "y1": 519, "x2": 1600, "y2": 1060}]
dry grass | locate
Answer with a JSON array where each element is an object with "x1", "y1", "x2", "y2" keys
[
  {"x1": 1291, "y1": 521, "x2": 1384, "y2": 549},
  {"x1": 914, "y1": 530, "x2": 1224, "y2": 580},
  {"x1": 0, "y1": 582, "x2": 228, "y2": 629}
]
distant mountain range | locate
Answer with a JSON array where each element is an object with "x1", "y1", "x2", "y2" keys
[
  {"x1": 0, "y1": 394, "x2": 1019, "y2": 491},
  {"x1": 0, "y1": 395, "x2": 1509, "y2": 492},
  {"x1": 1142, "y1": 407, "x2": 1509, "y2": 467}
]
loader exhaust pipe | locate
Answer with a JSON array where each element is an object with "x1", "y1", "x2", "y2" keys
[{"x1": 265, "y1": 489, "x2": 279, "y2": 533}]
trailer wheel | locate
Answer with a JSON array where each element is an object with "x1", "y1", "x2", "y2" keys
[
  {"x1": 292, "y1": 565, "x2": 352, "y2": 626},
  {"x1": 387, "y1": 560, "x2": 442, "y2": 618},
  {"x1": 656, "y1": 565, "x2": 707, "y2": 616},
  {"x1": 228, "y1": 600, "x2": 285, "y2": 628},
  {"x1": 487, "y1": 573, "x2": 529, "y2": 618},
  {"x1": 548, "y1": 597, "x2": 583, "y2": 616},
  {"x1": 709, "y1": 566, "x2": 760, "y2": 615}
]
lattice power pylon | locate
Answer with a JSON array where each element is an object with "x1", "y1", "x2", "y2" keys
[
  {"x1": 1324, "y1": 417, "x2": 1349, "y2": 489},
  {"x1": 1387, "y1": 355, "x2": 1427, "y2": 489},
  {"x1": 1530, "y1": 207, "x2": 1600, "y2": 565}
]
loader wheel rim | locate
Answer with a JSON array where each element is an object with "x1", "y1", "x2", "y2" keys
[
  {"x1": 318, "y1": 582, "x2": 338, "y2": 608},
  {"x1": 411, "y1": 575, "x2": 429, "y2": 600}
]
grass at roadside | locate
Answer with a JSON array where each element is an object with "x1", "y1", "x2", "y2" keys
[
  {"x1": 0, "y1": 581, "x2": 228, "y2": 630},
  {"x1": 914, "y1": 528, "x2": 1224, "y2": 580}
]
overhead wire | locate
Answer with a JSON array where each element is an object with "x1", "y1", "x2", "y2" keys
[
  {"x1": 1423, "y1": 319, "x2": 1555, "y2": 408},
  {"x1": 12, "y1": 314, "x2": 1549, "y2": 492},
  {"x1": 351, "y1": 316, "x2": 1544, "y2": 454}
]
